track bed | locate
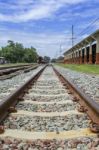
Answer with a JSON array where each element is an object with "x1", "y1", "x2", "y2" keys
[{"x1": 0, "y1": 66, "x2": 99, "y2": 150}]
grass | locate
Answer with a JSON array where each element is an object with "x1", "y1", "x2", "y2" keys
[{"x1": 56, "y1": 63, "x2": 99, "y2": 75}]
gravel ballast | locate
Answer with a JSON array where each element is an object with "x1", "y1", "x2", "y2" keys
[
  {"x1": 0, "y1": 66, "x2": 44, "y2": 100},
  {"x1": 54, "y1": 65, "x2": 99, "y2": 101},
  {"x1": 0, "y1": 137, "x2": 99, "y2": 150},
  {"x1": 0, "y1": 66, "x2": 98, "y2": 149}
]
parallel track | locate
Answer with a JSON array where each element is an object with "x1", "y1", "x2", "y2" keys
[
  {"x1": 0, "y1": 64, "x2": 35, "y2": 76},
  {"x1": 0, "y1": 65, "x2": 38, "y2": 80},
  {"x1": 0, "y1": 64, "x2": 34, "y2": 70},
  {"x1": 0, "y1": 65, "x2": 99, "y2": 149}
]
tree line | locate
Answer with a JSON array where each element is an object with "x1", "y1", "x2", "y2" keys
[{"x1": 0, "y1": 40, "x2": 38, "y2": 63}]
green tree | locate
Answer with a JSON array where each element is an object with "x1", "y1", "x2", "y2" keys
[
  {"x1": 23, "y1": 47, "x2": 38, "y2": 63},
  {"x1": 0, "y1": 41, "x2": 38, "y2": 63},
  {"x1": 14, "y1": 42, "x2": 24, "y2": 62}
]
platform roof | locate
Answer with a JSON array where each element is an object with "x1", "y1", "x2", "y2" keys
[{"x1": 64, "y1": 29, "x2": 99, "y2": 55}]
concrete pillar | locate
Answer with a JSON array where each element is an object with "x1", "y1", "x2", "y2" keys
[
  {"x1": 71, "y1": 50, "x2": 74, "y2": 63},
  {"x1": 84, "y1": 47, "x2": 87, "y2": 64},
  {"x1": 64, "y1": 56, "x2": 67, "y2": 63},
  {"x1": 64, "y1": 58, "x2": 66, "y2": 63},
  {"x1": 78, "y1": 50, "x2": 80, "y2": 64},
  {"x1": 71, "y1": 54, "x2": 72, "y2": 63},
  {"x1": 66, "y1": 56, "x2": 68, "y2": 64},
  {"x1": 69, "y1": 54, "x2": 70, "y2": 63},
  {"x1": 80, "y1": 49, "x2": 82, "y2": 64},
  {"x1": 86, "y1": 47, "x2": 89, "y2": 63},
  {"x1": 96, "y1": 37, "x2": 99, "y2": 64},
  {"x1": 70, "y1": 54, "x2": 72, "y2": 63},
  {"x1": 74, "y1": 52, "x2": 76, "y2": 63},
  {"x1": 72, "y1": 53, "x2": 74, "y2": 63},
  {"x1": 89, "y1": 43, "x2": 92, "y2": 64},
  {"x1": 76, "y1": 51, "x2": 78, "y2": 64},
  {"x1": 68, "y1": 54, "x2": 70, "y2": 64},
  {"x1": 77, "y1": 50, "x2": 79, "y2": 64},
  {"x1": 68, "y1": 55, "x2": 70, "y2": 64},
  {"x1": 78, "y1": 50, "x2": 79, "y2": 64},
  {"x1": 67, "y1": 55, "x2": 68, "y2": 64},
  {"x1": 72, "y1": 53, "x2": 73, "y2": 63},
  {"x1": 75, "y1": 51, "x2": 77, "y2": 63},
  {"x1": 65, "y1": 56, "x2": 67, "y2": 64},
  {"x1": 73, "y1": 53, "x2": 74, "y2": 63},
  {"x1": 76, "y1": 52, "x2": 78, "y2": 63},
  {"x1": 73, "y1": 53, "x2": 75, "y2": 63}
]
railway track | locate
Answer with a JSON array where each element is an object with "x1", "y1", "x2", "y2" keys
[
  {"x1": 0, "y1": 64, "x2": 37, "y2": 77},
  {"x1": 0, "y1": 65, "x2": 38, "y2": 81},
  {"x1": 0, "y1": 64, "x2": 34, "y2": 70},
  {"x1": 0, "y1": 65, "x2": 99, "y2": 149},
  {"x1": 0, "y1": 65, "x2": 43, "y2": 101}
]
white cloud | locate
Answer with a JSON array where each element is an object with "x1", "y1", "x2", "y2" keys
[
  {"x1": 0, "y1": 0, "x2": 98, "y2": 58},
  {"x1": 0, "y1": 27, "x2": 72, "y2": 58},
  {"x1": 0, "y1": 0, "x2": 85, "y2": 22}
]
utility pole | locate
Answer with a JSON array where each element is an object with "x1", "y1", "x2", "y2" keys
[
  {"x1": 55, "y1": 25, "x2": 75, "y2": 61},
  {"x1": 72, "y1": 25, "x2": 74, "y2": 47},
  {"x1": 71, "y1": 25, "x2": 75, "y2": 62}
]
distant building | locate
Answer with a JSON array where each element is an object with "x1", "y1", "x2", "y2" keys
[
  {"x1": 0, "y1": 57, "x2": 6, "y2": 64},
  {"x1": 64, "y1": 30, "x2": 99, "y2": 64}
]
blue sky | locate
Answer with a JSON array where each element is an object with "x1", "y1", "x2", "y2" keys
[{"x1": 0, "y1": 0, "x2": 99, "y2": 58}]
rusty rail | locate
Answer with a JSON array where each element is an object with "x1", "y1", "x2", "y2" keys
[
  {"x1": 0, "y1": 64, "x2": 34, "y2": 70},
  {"x1": 23, "y1": 65, "x2": 38, "y2": 73},
  {"x1": 53, "y1": 66, "x2": 99, "y2": 126},
  {"x1": 0, "y1": 64, "x2": 39, "y2": 76},
  {"x1": 0, "y1": 65, "x2": 46, "y2": 123},
  {"x1": 0, "y1": 65, "x2": 39, "y2": 81}
]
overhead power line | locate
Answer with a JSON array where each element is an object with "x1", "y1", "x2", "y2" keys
[{"x1": 77, "y1": 18, "x2": 99, "y2": 36}]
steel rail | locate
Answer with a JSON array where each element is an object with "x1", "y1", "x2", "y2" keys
[
  {"x1": 23, "y1": 65, "x2": 38, "y2": 73},
  {"x1": 0, "y1": 65, "x2": 46, "y2": 123},
  {"x1": 0, "y1": 65, "x2": 39, "y2": 80},
  {"x1": 53, "y1": 66, "x2": 99, "y2": 125},
  {"x1": 0, "y1": 64, "x2": 38, "y2": 76},
  {"x1": 0, "y1": 64, "x2": 34, "y2": 70}
]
